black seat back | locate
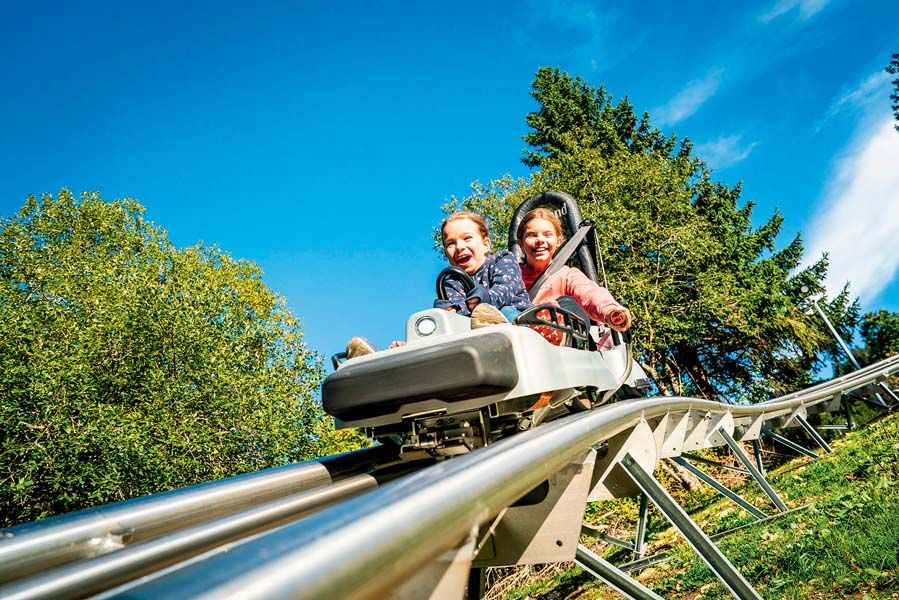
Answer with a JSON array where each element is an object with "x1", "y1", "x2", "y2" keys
[{"x1": 507, "y1": 190, "x2": 600, "y2": 284}]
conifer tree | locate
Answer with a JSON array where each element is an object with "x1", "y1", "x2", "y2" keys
[
  {"x1": 450, "y1": 67, "x2": 857, "y2": 402},
  {"x1": 886, "y1": 49, "x2": 899, "y2": 132},
  {"x1": 858, "y1": 310, "x2": 899, "y2": 362}
]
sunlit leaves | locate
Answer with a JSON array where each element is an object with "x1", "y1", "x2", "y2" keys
[{"x1": 0, "y1": 190, "x2": 355, "y2": 526}]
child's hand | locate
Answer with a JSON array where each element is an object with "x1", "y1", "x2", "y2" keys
[
  {"x1": 607, "y1": 307, "x2": 632, "y2": 332},
  {"x1": 433, "y1": 299, "x2": 457, "y2": 313},
  {"x1": 389, "y1": 340, "x2": 406, "y2": 348},
  {"x1": 465, "y1": 285, "x2": 488, "y2": 311}
]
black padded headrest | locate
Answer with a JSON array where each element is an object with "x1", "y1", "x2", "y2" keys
[{"x1": 507, "y1": 190, "x2": 599, "y2": 283}]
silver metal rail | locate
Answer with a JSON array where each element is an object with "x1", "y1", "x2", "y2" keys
[
  {"x1": 0, "y1": 444, "x2": 397, "y2": 584},
  {"x1": 0, "y1": 475, "x2": 379, "y2": 600},
  {"x1": 2, "y1": 354, "x2": 897, "y2": 599},
  {"x1": 107, "y1": 354, "x2": 898, "y2": 599}
]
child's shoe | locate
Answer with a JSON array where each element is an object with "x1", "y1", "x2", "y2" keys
[{"x1": 470, "y1": 304, "x2": 509, "y2": 329}]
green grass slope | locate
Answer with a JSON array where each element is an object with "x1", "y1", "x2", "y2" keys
[{"x1": 499, "y1": 409, "x2": 899, "y2": 599}]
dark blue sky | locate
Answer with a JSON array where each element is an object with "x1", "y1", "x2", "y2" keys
[{"x1": 2, "y1": 1, "x2": 898, "y2": 360}]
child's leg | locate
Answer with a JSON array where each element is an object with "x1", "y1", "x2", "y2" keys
[{"x1": 500, "y1": 306, "x2": 521, "y2": 323}]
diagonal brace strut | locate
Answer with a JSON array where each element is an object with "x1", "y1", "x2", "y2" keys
[
  {"x1": 620, "y1": 453, "x2": 762, "y2": 600},
  {"x1": 719, "y1": 428, "x2": 788, "y2": 513}
]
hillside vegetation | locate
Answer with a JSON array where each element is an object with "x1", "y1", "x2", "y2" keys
[{"x1": 499, "y1": 409, "x2": 899, "y2": 599}]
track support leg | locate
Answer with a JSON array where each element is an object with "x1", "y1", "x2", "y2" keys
[
  {"x1": 633, "y1": 493, "x2": 649, "y2": 561},
  {"x1": 877, "y1": 382, "x2": 899, "y2": 406},
  {"x1": 576, "y1": 545, "x2": 664, "y2": 600},
  {"x1": 794, "y1": 415, "x2": 833, "y2": 453},
  {"x1": 620, "y1": 453, "x2": 762, "y2": 600},
  {"x1": 750, "y1": 439, "x2": 765, "y2": 475},
  {"x1": 670, "y1": 457, "x2": 768, "y2": 519},
  {"x1": 843, "y1": 400, "x2": 855, "y2": 430},
  {"x1": 718, "y1": 428, "x2": 788, "y2": 513},
  {"x1": 765, "y1": 430, "x2": 819, "y2": 459}
]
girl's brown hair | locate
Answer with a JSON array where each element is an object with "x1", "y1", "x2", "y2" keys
[
  {"x1": 516, "y1": 207, "x2": 565, "y2": 246},
  {"x1": 441, "y1": 211, "x2": 490, "y2": 246}
]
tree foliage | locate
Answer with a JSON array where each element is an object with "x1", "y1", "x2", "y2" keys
[
  {"x1": 858, "y1": 310, "x2": 899, "y2": 362},
  {"x1": 886, "y1": 49, "x2": 899, "y2": 132},
  {"x1": 0, "y1": 190, "x2": 357, "y2": 526},
  {"x1": 445, "y1": 67, "x2": 858, "y2": 402}
]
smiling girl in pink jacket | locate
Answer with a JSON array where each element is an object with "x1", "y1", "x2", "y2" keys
[{"x1": 517, "y1": 208, "x2": 632, "y2": 348}]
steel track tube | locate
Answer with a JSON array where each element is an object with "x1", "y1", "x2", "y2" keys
[
  {"x1": 100, "y1": 400, "x2": 744, "y2": 600},
  {"x1": 45, "y1": 353, "x2": 898, "y2": 600},
  {"x1": 719, "y1": 429, "x2": 788, "y2": 513},
  {"x1": 0, "y1": 444, "x2": 394, "y2": 585},
  {"x1": 575, "y1": 545, "x2": 664, "y2": 600},
  {"x1": 619, "y1": 454, "x2": 762, "y2": 600},
  {"x1": 764, "y1": 353, "x2": 899, "y2": 406},
  {"x1": 670, "y1": 458, "x2": 767, "y2": 520},
  {"x1": 0, "y1": 475, "x2": 379, "y2": 600}
]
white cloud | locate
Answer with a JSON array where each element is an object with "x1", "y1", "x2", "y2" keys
[
  {"x1": 804, "y1": 116, "x2": 899, "y2": 303},
  {"x1": 695, "y1": 134, "x2": 760, "y2": 170},
  {"x1": 654, "y1": 69, "x2": 723, "y2": 127},
  {"x1": 816, "y1": 70, "x2": 892, "y2": 131},
  {"x1": 759, "y1": 0, "x2": 831, "y2": 23}
]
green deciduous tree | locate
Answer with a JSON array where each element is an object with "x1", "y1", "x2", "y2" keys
[
  {"x1": 446, "y1": 67, "x2": 857, "y2": 402},
  {"x1": 0, "y1": 190, "x2": 357, "y2": 526}
]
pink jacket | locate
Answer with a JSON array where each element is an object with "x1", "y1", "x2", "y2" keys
[{"x1": 520, "y1": 263, "x2": 622, "y2": 324}]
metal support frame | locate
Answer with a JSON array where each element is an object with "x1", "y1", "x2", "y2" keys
[
  {"x1": 670, "y1": 457, "x2": 767, "y2": 520},
  {"x1": 750, "y1": 440, "x2": 765, "y2": 476},
  {"x1": 765, "y1": 430, "x2": 819, "y2": 459},
  {"x1": 794, "y1": 415, "x2": 833, "y2": 453},
  {"x1": 842, "y1": 400, "x2": 855, "y2": 430},
  {"x1": 600, "y1": 533, "x2": 633, "y2": 552},
  {"x1": 581, "y1": 493, "x2": 648, "y2": 561},
  {"x1": 876, "y1": 381, "x2": 899, "y2": 406},
  {"x1": 845, "y1": 391, "x2": 890, "y2": 410},
  {"x1": 718, "y1": 428, "x2": 788, "y2": 513},
  {"x1": 575, "y1": 545, "x2": 664, "y2": 600},
  {"x1": 681, "y1": 453, "x2": 750, "y2": 475},
  {"x1": 816, "y1": 424, "x2": 849, "y2": 431},
  {"x1": 633, "y1": 493, "x2": 649, "y2": 561},
  {"x1": 619, "y1": 453, "x2": 762, "y2": 600},
  {"x1": 10, "y1": 351, "x2": 898, "y2": 600},
  {"x1": 581, "y1": 525, "x2": 635, "y2": 551},
  {"x1": 808, "y1": 296, "x2": 891, "y2": 408},
  {"x1": 619, "y1": 503, "x2": 813, "y2": 574}
]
